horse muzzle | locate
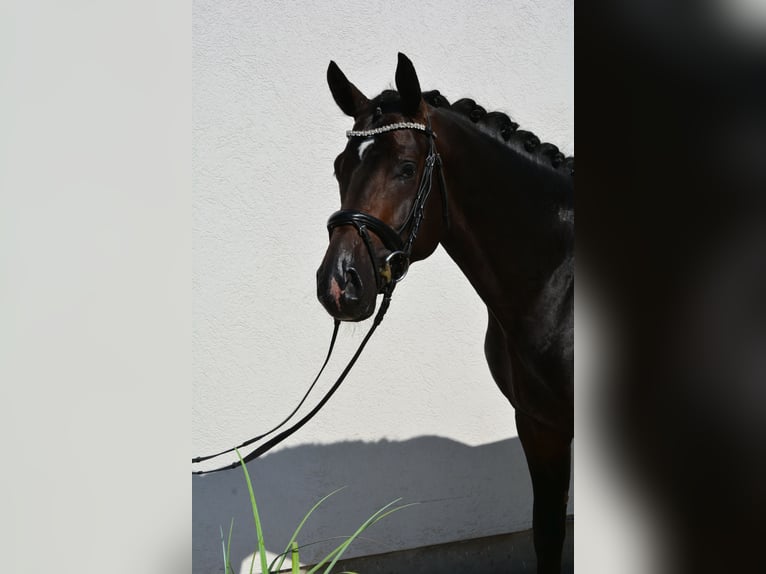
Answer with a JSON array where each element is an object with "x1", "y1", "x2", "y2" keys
[{"x1": 316, "y1": 230, "x2": 378, "y2": 321}]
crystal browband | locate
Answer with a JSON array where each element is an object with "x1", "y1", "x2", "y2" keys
[{"x1": 346, "y1": 122, "x2": 434, "y2": 138}]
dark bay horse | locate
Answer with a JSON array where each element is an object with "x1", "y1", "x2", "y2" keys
[{"x1": 316, "y1": 53, "x2": 573, "y2": 574}]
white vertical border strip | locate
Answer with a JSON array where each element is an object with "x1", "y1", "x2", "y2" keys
[{"x1": 0, "y1": 2, "x2": 191, "y2": 573}]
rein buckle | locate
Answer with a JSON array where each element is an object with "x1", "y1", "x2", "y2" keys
[{"x1": 382, "y1": 250, "x2": 410, "y2": 284}]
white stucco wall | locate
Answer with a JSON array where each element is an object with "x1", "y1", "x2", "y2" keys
[{"x1": 192, "y1": 1, "x2": 573, "y2": 572}]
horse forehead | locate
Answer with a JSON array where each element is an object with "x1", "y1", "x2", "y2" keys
[
  {"x1": 348, "y1": 133, "x2": 401, "y2": 162},
  {"x1": 356, "y1": 138, "x2": 374, "y2": 160}
]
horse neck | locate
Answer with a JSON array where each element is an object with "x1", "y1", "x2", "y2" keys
[{"x1": 433, "y1": 110, "x2": 574, "y2": 320}]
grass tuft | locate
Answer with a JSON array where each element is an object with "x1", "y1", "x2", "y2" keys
[{"x1": 219, "y1": 448, "x2": 416, "y2": 573}]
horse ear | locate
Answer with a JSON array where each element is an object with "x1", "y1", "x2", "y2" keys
[
  {"x1": 327, "y1": 61, "x2": 369, "y2": 118},
  {"x1": 395, "y1": 53, "x2": 423, "y2": 117}
]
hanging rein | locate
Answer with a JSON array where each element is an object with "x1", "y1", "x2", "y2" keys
[{"x1": 192, "y1": 116, "x2": 447, "y2": 475}]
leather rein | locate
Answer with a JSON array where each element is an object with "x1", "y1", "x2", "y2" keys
[{"x1": 192, "y1": 116, "x2": 446, "y2": 475}]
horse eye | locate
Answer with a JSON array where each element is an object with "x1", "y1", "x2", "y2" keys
[{"x1": 399, "y1": 162, "x2": 416, "y2": 179}]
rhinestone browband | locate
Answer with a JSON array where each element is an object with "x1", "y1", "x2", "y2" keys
[{"x1": 346, "y1": 122, "x2": 433, "y2": 138}]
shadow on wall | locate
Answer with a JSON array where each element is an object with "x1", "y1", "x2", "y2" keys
[{"x1": 192, "y1": 436, "x2": 574, "y2": 574}]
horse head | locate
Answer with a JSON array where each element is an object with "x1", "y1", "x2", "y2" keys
[{"x1": 316, "y1": 53, "x2": 446, "y2": 321}]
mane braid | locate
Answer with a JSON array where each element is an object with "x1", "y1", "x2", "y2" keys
[
  {"x1": 423, "y1": 92, "x2": 574, "y2": 178},
  {"x1": 368, "y1": 89, "x2": 573, "y2": 178}
]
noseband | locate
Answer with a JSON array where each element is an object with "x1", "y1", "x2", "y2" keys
[{"x1": 326, "y1": 118, "x2": 448, "y2": 292}]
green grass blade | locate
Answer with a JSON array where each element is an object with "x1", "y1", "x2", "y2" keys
[
  {"x1": 322, "y1": 502, "x2": 418, "y2": 574},
  {"x1": 291, "y1": 541, "x2": 300, "y2": 574},
  {"x1": 367, "y1": 502, "x2": 420, "y2": 526},
  {"x1": 306, "y1": 543, "x2": 343, "y2": 573},
  {"x1": 306, "y1": 498, "x2": 416, "y2": 574},
  {"x1": 220, "y1": 519, "x2": 237, "y2": 574},
  {"x1": 271, "y1": 486, "x2": 347, "y2": 573},
  {"x1": 220, "y1": 526, "x2": 227, "y2": 574},
  {"x1": 235, "y1": 449, "x2": 269, "y2": 574},
  {"x1": 226, "y1": 519, "x2": 235, "y2": 574},
  {"x1": 248, "y1": 551, "x2": 257, "y2": 574}
]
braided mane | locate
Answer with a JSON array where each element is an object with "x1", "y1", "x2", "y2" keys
[
  {"x1": 422, "y1": 90, "x2": 574, "y2": 178},
  {"x1": 366, "y1": 89, "x2": 574, "y2": 178}
]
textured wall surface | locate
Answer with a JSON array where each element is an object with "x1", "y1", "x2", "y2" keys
[{"x1": 193, "y1": 1, "x2": 573, "y2": 572}]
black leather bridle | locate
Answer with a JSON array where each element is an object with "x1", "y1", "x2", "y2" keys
[
  {"x1": 192, "y1": 117, "x2": 447, "y2": 475},
  {"x1": 327, "y1": 117, "x2": 448, "y2": 293}
]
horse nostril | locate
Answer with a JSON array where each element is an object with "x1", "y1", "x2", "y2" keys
[{"x1": 344, "y1": 267, "x2": 362, "y2": 300}]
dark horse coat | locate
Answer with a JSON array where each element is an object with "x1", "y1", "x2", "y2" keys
[{"x1": 317, "y1": 54, "x2": 573, "y2": 574}]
